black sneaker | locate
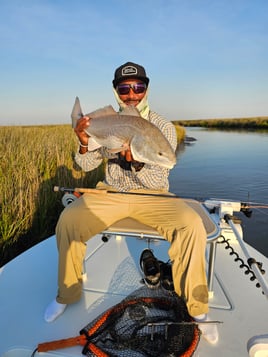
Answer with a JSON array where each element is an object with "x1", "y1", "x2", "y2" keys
[
  {"x1": 159, "y1": 260, "x2": 174, "y2": 291},
  {"x1": 140, "y1": 249, "x2": 161, "y2": 288}
]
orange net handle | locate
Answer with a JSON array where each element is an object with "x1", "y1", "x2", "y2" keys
[{"x1": 37, "y1": 335, "x2": 87, "y2": 352}]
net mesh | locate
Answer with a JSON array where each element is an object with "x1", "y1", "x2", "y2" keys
[{"x1": 80, "y1": 286, "x2": 200, "y2": 357}]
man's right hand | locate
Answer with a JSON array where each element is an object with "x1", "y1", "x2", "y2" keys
[{"x1": 74, "y1": 116, "x2": 90, "y2": 145}]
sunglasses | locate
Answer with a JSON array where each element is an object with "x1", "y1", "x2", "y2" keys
[{"x1": 116, "y1": 82, "x2": 147, "y2": 95}]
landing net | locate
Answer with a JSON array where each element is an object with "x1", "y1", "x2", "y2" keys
[{"x1": 80, "y1": 286, "x2": 200, "y2": 357}]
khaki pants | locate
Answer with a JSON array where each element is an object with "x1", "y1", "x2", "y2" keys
[{"x1": 55, "y1": 185, "x2": 208, "y2": 317}]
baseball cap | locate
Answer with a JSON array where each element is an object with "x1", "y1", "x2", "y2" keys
[{"x1": 112, "y1": 61, "x2": 150, "y2": 88}]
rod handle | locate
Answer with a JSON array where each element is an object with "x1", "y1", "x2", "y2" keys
[{"x1": 53, "y1": 186, "x2": 107, "y2": 194}]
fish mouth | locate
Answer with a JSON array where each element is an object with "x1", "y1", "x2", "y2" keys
[
  {"x1": 155, "y1": 160, "x2": 176, "y2": 169},
  {"x1": 164, "y1": 163, "x2": 176, "y2": 169},
  {"x1": 160, "y1": 156, "x2": 177, "y2": 169}
]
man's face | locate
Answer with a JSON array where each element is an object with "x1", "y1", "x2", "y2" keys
[{"x1": 116, "y1": 79, "x2": 147, "y2": 107}]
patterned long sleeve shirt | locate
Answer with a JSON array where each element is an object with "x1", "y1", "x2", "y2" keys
[{"x1": 74, "y1": 111, "x2": 177, "y2": 192}]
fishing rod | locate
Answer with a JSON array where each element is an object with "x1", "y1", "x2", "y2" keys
[
  {"x1": 53, "y1": 185, "x2": 254, "y2": 205},
  {"x1": 54, "y1": 185, "x2": 182, "y2": 198},
  {"x1": 53, "y1": 186, "x2": 253, "y2": 216},
  {"x1": 53, "y1": 186, "x2": 268, "y2": 208}
]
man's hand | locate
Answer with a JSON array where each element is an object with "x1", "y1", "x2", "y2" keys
[
  {"x1": 120, "y1": 148, "x2": 145, "y2": 171},
  {"x1": 74, "y1": 116, "x2": 90, "y2": 145},
  {"x1": 120, "y1": 148, "x2": 133, "y2": 162}
]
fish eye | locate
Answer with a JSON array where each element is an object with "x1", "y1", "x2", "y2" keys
[{"x1": 158, "y1": 152, "x2": 163, "y2": 156}]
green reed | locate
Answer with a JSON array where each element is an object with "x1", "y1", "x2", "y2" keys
[{"x1": 0, "y1": 125, "x2": 104, "y2": 262}]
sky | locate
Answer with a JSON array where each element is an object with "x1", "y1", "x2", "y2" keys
[{"x1": 0, "y1": 0, "x2": 268, "y2": 126}]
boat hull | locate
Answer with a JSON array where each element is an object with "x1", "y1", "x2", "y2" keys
[{"x1": 1, "y1": 208, "x2": 268, "y2": 356}]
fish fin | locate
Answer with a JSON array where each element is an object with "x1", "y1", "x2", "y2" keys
[
  {"x1": 85, "y1": 105, "x2": 117, "y2": 119},
  {"x1": 71, "y1": 96, "x2": 84, "y2": 128},
  {"x1": 119, "y1": 105, "x2": 141, "y2": 117}
]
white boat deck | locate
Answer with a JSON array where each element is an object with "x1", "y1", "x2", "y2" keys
[{"x1": 0, "y1": 205, "x2": 268, "y2": 356}]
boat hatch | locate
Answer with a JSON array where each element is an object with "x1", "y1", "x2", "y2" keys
[{"x1": 248, "y1": 335, "x2": 268, "y2": 357}]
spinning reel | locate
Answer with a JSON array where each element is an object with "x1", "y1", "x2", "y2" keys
[{"x1": 61, "y1": 192, "x2": 81, "y2": 207}]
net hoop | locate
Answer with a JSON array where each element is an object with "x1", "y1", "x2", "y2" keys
[{"x1": 80, "y1": 294, "x2": 200, "y2": 357}]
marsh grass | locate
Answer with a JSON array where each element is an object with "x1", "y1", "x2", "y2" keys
[
  {"x1": 174, "y1": 116, "x2": 268, "y2": 129},
  {"x1": 0, "y1": 123, "x2": 184, "y2": 266},
  {"x1": 0, "y1": 125, "x2": 104, "y2": 266},
  {"x1": 174, "y1": 124, "x2": 185, "y2": 141}
]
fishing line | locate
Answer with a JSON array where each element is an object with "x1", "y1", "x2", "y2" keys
[{"x1": 253, "y1": 207, "x2": 268, "y2": 216}]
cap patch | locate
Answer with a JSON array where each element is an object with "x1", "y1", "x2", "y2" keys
[{"x1": 122, "y1": 65, "x2": 138, "y2": 76}]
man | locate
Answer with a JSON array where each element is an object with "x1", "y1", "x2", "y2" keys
[{"x1": 44, "y1": 61, "x2": 218, "y2": 344}]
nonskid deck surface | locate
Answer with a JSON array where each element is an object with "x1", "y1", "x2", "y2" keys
[{"x1": 0, "y1": 232, "x2": 268, "y2": 356}]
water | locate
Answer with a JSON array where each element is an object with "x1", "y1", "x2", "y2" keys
[{"x1": 169, "y1": 128, "x2": 268, "y2": 258}]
